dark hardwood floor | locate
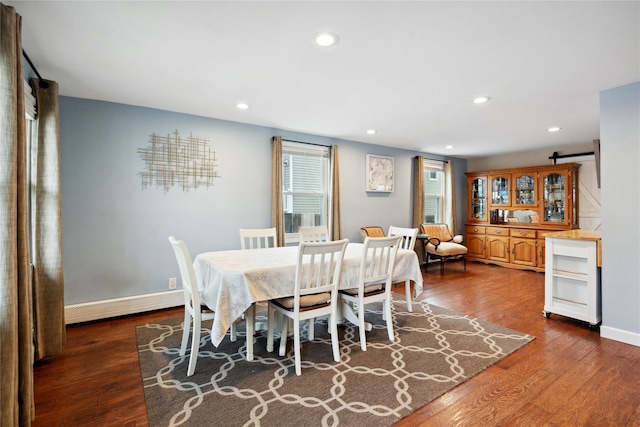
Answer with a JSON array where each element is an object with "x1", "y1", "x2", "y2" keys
[{"x1": 32, "y1": 261, "x2": 640, "y2": 426}]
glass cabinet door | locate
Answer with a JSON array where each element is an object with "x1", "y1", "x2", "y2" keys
[
  {"x1": 542, "y1": 172, "x2": 566, "y2": 223},
  {"x1": 469, "y1": 177, "x2": 487, "y2": 221},
  {"x1": 513, "y1": 173, "x2": 536, "y2": 207},
  {"x1": 490, "y1": 175, "x2": 510, "y2": 206}
]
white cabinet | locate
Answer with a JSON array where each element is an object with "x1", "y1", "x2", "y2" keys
[{"x1": 544, "y1": 233, "x2": 601, "y2": 329}]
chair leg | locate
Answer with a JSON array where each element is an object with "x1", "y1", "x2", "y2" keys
[
  {"x1": 358, "y1": 303, "x2": 368, "y2": 351},
  {"x1": 179, "y1": 310, "x2": 191, "y2": 356},
  {"x1": 404, "y1": 279, "x2": 412, "y2": 312},
  {"x1": 330, "y1": 314, "x2": 340, "y2": 363},
  {"x1": 245, "y1": 305, "x2": 255, "y2": 361},
  {"x1": 308, "y1": 317, "x2": 315, "y2": 341},
  {"x1": 463, "y1": 256, "x2": 467, "y2": 271},
  {"x1": 266, "y1": 305, "x2": 275, "y2": 353},
  {"x1": 187, "y1": 315, "x2": 202, "y2": 376},
  {"x1": 230, "y1": 320, "x2": 238, "y2": 342},
  {"x1": 385, "y1": 298, "x2": 394, "y2": 341},
  {"x1": 293, "y1": 318, "x2": 302, "y2": 376},
  {"x1": 440, "y1": 257, "x2": 445, "y2": 274},
  {"x1": 279, "y1": 317, "x2": 289, "y2": 357}
]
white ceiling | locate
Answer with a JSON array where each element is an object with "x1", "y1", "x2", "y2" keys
[{"x1": 8, "y1": 1, "x2": 640, "y2": 159}]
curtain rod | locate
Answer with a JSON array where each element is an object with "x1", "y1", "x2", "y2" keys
[
  {"x1": 22, "y1": 49, "x2": 43, "y2": 80},
  {"x1": 282, "y1": 138, "x2": 328, "y2": 148},
  {"x1": 415, "y1": 155, "x2": 449, "y2": 163}
]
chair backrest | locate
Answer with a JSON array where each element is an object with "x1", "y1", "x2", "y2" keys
[
  {"x1": 299, "y1": 226, "x2": 330, "y2": 243},
  {"x1": 294, "y1": 239, "x2": 349, "y2": 302},
  {"x1": 239, "y1": 227, "x2": 277, "y2": 249},
  {"x1": 168, "y1": 236, "x2": 201, "y2": 309},
  {"x1": 421, "y1": 223, "x2": 454, "y2": 242},
  {"x1": 360, "y1": 225, "x2": 386, "y2": 242},
  {"x1": 387, "y1": 226, "x2": 418, "y2": 250},
  {"x1": 359, "y1": 235, "x2": 401, "y2": 292}
]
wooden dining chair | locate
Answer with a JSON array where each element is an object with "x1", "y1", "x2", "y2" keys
[
  {"x1": 339, "y1": 235, "x2": 401, "y2": 351},
  {"x1": 168, "y1": 236, "x2": 253, "y2": 375},
  {"x1": 387, "y1": 226, "x2": 419, "y2": 312},
  {"x1": 239, "y1": 227, "x2": 278, "y2": 249},
  {"x1": 266, "y1": 238, "x2": 349, "y2": 376},
  {"x1": 299, "y1": 225, "x2": 330, "y2": 243}
]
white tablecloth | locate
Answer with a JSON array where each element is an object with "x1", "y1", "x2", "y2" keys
[{"x1": 194, "y1": 242, "x2": 423, "y2": 346}]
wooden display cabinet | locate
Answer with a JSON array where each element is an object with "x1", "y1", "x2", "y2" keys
[{"x1": 464, "y1": 163, "x2": 580, "y2": 272}]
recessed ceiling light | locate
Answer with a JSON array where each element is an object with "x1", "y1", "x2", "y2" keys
[
  {"x1": 473, "y1": 96, "x2": 491, "y2": 104},
  {"x1": 366, "y1": 129, "x2": 377, "y2": 135},
  {"x1": 315, "y1": 32, "x2": 339, "y2": 47},
  {"x1": 236, "y1": 103, "x2": 250, "y2": 110},
  {"x1": 547, "y1": 126, "x2": 562, "y2": 132},
  {"x1": 445, "y1": 145, "x2": 454, "y2": 149}
]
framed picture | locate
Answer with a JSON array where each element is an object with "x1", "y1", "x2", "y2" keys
[{"x1": 366, "y1": 154, "x2": 394, "y2": 192}]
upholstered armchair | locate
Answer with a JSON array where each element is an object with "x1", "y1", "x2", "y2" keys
[{"x1": 420, "y1": 223, "x2": 467, "y2": 273}]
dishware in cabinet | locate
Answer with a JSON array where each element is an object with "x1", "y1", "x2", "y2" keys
[
  {"x1": 540, "y1": 165, "x2": 579, "y2": 227},
  {"x1": 513, "y1": 172, "x2": 537, "y2": 208},
  {"x1": 467, "y1": 175, "x2": 487, "y2": 222},
  {"x1": 489, "y1": 174, "x2": 510, "y2": 207}
]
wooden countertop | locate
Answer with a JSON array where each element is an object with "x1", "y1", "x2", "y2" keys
[{"x1": 545, "y1": 230, "x2": 602, "y2": 266}]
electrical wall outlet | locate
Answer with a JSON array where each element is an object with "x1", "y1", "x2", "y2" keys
[{"x1": 168, "y1": 277, "x2": 177, "y2": 289}]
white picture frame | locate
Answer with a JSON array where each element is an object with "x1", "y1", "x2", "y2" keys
[{"x1": 365, "y1": 154, "x2": 394, "y2": 192}]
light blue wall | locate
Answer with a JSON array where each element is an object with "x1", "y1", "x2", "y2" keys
[
  {"x1": 599, "y1": 82, "x2": 640, "y2": 340},
  {"x1": 59, "y1": 97, "x2": 466, "y2": 305}
]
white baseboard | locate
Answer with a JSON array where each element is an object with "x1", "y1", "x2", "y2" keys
[
  {"x1": 64, "y1": 290, "x2": 183, "y2": 325},
  {"x1": 600, "y1": 325, "x2": 640, "y2": 347}
]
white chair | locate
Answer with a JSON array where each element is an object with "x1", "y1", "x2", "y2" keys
[
  {"x1": 299, "y1": 225, "x2": 330, "y2": 243},
  {"x1": 168, "y1": 236, "x2": 254, "y2": 376},
  {"x1": 239, "y1": 227, "x2": 278, "y2": 249},
  {"x1": 266, "y1": 238, "x2": 349, "y2": 376},
  {"x1": 239, "y1": 227, "x2": 278, "y2": 332},
  {"x1": 339, "y1": 235, "x2": 401, "y2": 351},
  {"x1": 387, "y1": 225, "x2": 419, "y2": 312}
]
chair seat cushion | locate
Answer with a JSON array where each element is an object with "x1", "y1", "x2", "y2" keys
[
  {"x1": 339, "y1": 284, "x2": 384, "y2": 296},
  {"x1": 273, "y1": 292, "x2": 331, "y2": 309},
  {"x1": 426, "y1": 241, "x2": 468, "y2": 256}
]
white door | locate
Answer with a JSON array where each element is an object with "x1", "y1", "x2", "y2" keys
[{"x1": 558, "y1": 155, "x2": 601, "y2": 231}]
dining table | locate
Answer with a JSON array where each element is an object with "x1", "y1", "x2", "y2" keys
[{"x1": 193, "y1": 242, "x2": 424, "y2": 359}]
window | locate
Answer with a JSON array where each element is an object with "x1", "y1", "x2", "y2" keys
[
  {"x1": 282, "y1": 142, "x2": 330, "y2": 242},
  {"x1": 423, "y1": 160, "x2": 444, "y2": 224}
]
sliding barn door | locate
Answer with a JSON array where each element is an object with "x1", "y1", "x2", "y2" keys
[{"x1": 559, "y1": 155, "x2": 601, "y2": 231}]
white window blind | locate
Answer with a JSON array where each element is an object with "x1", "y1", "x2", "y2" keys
[
  {"x1": 282, "y1": 142, "x2": 330, "y2": 241},
  {"x1": 24, "y1": 80, "x2": 36, "y2": 120}
]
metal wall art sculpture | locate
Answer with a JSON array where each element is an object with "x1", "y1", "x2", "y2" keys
[{"x1": 138, "y1": 130, "x2": 220, "y2": 192}]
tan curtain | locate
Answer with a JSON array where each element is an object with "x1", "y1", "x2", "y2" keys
[
  {"x1": 0, "y1": 3, "x2": 35, "y2": 425},
  {"x1": 412, "y1": 156, "x2": 425, "y2": 262},
  {"x1": 412, "y1": 156, "x2": 424, "y2": 228},
  {"x1": 444, "y1": 160, "x2": 457, "y2": 234},
  {"x1": 30, "y1": 78, "x2": 66, "y2": 359},
  {"x1": 329, "y1": 145, "x2": 341, "y2": 240},
  {"x1": 271, "y1": 136, "x2": 284, "y2": 246}
]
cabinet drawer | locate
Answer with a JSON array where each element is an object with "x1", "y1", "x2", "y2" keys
[
  {"x1": 466, "y1": 225, "x2": 485, "y2": 234},
  {"x1": 511, "y1": 228, "x2": 537, "y2": 238},
  {"x1": 486, "y1": 227, "x2": 509, "y2": 236}
]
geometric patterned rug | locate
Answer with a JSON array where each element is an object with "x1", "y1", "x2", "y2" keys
[{"x1": 137, "y1": 300, "x2": 534, "y2": 427}]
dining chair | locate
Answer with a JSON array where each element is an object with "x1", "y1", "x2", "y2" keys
[
  {"x1": 387, "y1": 225, "x2": 419, "y2": 312},
  {"x1": 299, "y1": 225, "x2": 330, "y2": 243},
  {"x1": 168, "y1": 236, "x2": 254, "y2": 376},
  {"x1": 266, "y1": 238, "x2": 349, "y2": 376},
  {"x1": 239, "y1": 227, "x2": 278, "y2": 249},
  {"x1": 339, "y1": 235, "x2": 401, "y2": 351},
  {"x1": 359, "y1": 225, "x2": 386, "y2": 242}
]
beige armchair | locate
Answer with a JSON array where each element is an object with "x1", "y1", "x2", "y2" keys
[{"x1": 420, "y1": 223, "x2": 467, "y2": 273}]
